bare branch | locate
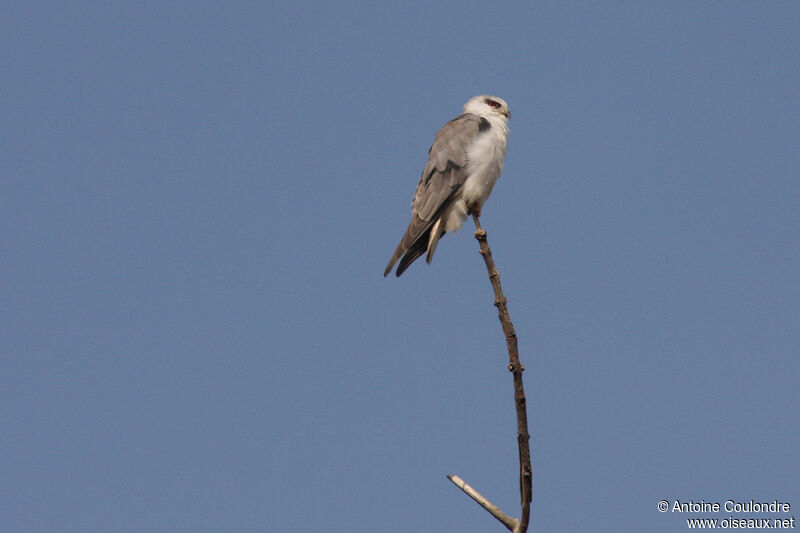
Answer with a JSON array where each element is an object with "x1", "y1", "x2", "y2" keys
[
  {"x1": 447, "y1": 474, "x2": 519, "y2": 531},
  {"x1": 449, "y1": 214, "x2": 532, "y2": 532}
]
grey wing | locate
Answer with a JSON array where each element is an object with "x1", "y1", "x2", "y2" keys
[{"x1": 384, "y1": 114, "x2": 485, "y2": 277}]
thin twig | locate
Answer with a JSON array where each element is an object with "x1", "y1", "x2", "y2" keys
[
  {"x1": 447, "y1": 475, "x2": 519, "y2": 532},
  {"x1": 448, "y1": 214, "x2": 532, "y2": 533}
]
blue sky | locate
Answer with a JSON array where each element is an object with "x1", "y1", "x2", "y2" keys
[{"x1": 2, "y1": 2, "x2": 798, "y2": 532}]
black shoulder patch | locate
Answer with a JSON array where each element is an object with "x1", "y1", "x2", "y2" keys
[{"x1": 478, "y1": 117, "x2": 491, "y2": 132}]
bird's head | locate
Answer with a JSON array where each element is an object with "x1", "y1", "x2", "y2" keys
[{"x1": 463, "y1": 95, "x2": 510, "y2": 120}]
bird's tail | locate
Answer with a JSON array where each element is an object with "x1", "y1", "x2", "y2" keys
[
  {"x1": 384, "y1": 227, "x2": 446, "y2": 278},
  {"x1": 394, "y1": 244, "x2": 426, "y2": 277},
  {"x1": 384, "y1": 241, "x2": 407, "y2": 277},
  {"x1": 384, "y1": 235, "x2": 428, "y2": 277},
  {"x1": 425, "y1": 218, "x2": 444, "y2": 264},
  {"x1": 384, "y1": 209, "x2": 451, "y2": 277}
]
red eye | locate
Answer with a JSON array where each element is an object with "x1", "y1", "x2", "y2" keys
[{"x1": 486, "y1": 100, "x2": 500, "y2": 108}]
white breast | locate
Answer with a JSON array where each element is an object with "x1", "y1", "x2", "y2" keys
[{"x1": 461, "y1": 116, "x2": 508, "y2": 206}]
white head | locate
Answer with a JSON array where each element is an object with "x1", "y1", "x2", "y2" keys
[{"x1": 463, "y1": 95, "x2": 510, "y2": 119}]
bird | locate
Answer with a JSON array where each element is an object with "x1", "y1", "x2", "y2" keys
[{"x1": 384, "y1": 95, "x2": 510, "y2": 277}]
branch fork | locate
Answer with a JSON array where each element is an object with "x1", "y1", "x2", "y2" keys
[{"x1": 448, "y1": 214, "x2": 532, "y2": 533}]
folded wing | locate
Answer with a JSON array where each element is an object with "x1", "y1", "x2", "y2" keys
[{"x1": 384, "y1": 114, "x2": 485, "y2": 277}]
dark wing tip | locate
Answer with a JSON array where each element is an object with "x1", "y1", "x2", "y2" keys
[
  {"x1": 384, "y1": 246, "x2": 404, "y2": 277},
  {"x1": 395, "y1": 242, "x2": 427, "y2": 277}
]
